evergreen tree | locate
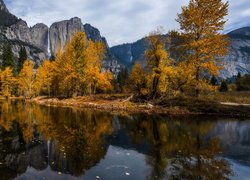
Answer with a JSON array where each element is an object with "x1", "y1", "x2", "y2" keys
[
  {"x1": 210, "y1": 76, "x2": 218, "y2": 86},
  {"x1": 17, "y1": 46, "x2": 27, "y2": 73},
  {"x1": 219, "y1": 80, "x2": 228, "y2": 92},
  {"x1": 117, "y1": 67, "x2": 129, "y2": 92},
  {"x1": 1, "y1": 43, "x2": 14, "y2": 69}
]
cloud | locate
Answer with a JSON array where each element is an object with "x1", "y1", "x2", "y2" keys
[{"x1": 4, "y1": 0, "x2": 250, "y2": 46}]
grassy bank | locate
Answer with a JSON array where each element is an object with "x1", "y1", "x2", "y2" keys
[{"x1": 28, "y1": 93, "x2": 250, "y2": 118}]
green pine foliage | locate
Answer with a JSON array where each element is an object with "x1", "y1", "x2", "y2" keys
[
  {"x1": 210, "y1": 76, "x2": 218, "y2": 86},
  {"x1": 17, "y1": 46, "x2": 28, "y2": 73},
  {"x1": 1, "y1": 43, "x2": 14, "y2": 69},
  {"x1": 117, "y1": 67, "x2": 129, "y2": 92},
  {"x1": 220, "y1": 80, "x2": 228, "y2": 92},
  {"x1": 236, "y1": 73, "x2": 250, "y2": 91}
]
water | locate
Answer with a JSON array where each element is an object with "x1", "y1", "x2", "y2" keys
[
  {"x1": 47, "y1": 29, "x2": 51, "y2": 58},
  {"x1": 0, "y1": 100, "x2": 250, "y2": 180}
]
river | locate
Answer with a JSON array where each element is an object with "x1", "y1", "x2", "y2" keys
[{"x1": 0, "y1": 100, "x2": 249, "y2": 180}]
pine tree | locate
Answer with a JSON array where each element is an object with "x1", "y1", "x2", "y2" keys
[
  {"x1": 210, "y1": 76, "x2": 218, "y2": 86},
  {"x1": 17, "y1": 46, "x2": 27, "y2": 73},
  {"x1": 219, "y1": 80, "x2": 228, "y2": 92},
  {"x1": 117, "y1": 67, "x2": 129, "y2": 92},
  {"x1": 171, "y1": 0, "x2": 229, "y2": 96},
  {"x1": 1, "y1": 43, "x2": 14, "y2": 69}
]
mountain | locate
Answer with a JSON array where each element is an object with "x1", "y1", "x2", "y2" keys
[
  {"x1": 0, "y1": 0, "x2": 19, "y2": 27},
  {"x1": 110, "y1": 29, "x2": 250, "y2": 79},
  {"x1": 0, "y1": 0, "x2": 121, "y2": 73},
  {"x1": 110, "y1": 39, "x2": 149, "y2": 69}
]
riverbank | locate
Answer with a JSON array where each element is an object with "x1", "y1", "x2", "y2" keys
[{"x1": 29, "y1": 94, "x2": 250, "y2": 117}]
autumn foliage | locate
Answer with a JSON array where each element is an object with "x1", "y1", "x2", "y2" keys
[
  {"x1": 0, "y1": 0, "x2": 230, "y2": 100},
  {"x1": 0, "y1": 32, "x2": 113, "y2": 98}
]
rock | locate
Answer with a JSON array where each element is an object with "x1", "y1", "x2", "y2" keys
[
  {"x1": 49, "y1": 17, "x2": 108, "y2": 56},
  {"x1": 30, "y1": 23, "x2": 49, "y2": 52},
  {"x1": 220, "y1": 27, "x2": 250, "y2": 78},
  {"x1": 49, "y1": 17, "x2": 84, "y2": 56},
  {"x1": 0, "y1": 0, "x2": 19, "y2": 27},
  {"x1": 110, "y1": 29, "x2": 250, "y2": 79}
]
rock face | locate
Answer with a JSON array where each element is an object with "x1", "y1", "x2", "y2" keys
[
  {"x1": 49, "y1": 17, "x2": 84, "y2": 55},
  {"x1": 0, "y1": 0, "x2": 49, "y2": 66},
  {"x1": 110, "y1": 29, "x2": 250, "y2": 79},
  {"x1": 0, "y1": 19, "x2": 49, "y2": 66},
  {"x1": 0, "y1": 0, "x2": 122, "y2": 72},
  {"x1": 49, "y1": 17, "x2": 107, "y2": 56},
  {"x1": 220, "y1": 27, "x2": 250, "y2": 78},
  {"x1": 110, "y1": 38, "x2": 149, "y2": 69}
]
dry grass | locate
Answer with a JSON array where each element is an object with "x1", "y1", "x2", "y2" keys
[{"x1": 200, "y1": 91, "x2": 250, "y2": 104}]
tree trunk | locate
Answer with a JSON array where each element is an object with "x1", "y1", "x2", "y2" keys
[
  {"x1": 195, "y1": 68, "x2": 200, "y2": 97},
  {"x1": 152, "y1": 76, "x2": 159, "y2": 99}
]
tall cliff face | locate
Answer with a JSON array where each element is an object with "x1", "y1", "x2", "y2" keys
[
  {"x1": 110, "y1": 29, "x2": 250, "y2": 79},
  {"x1": 0, "y1": 19, "x2": 49, "y2": 66},
  {"x1": 220, "y1": 27, "x2": 250, "y2": 78},
  {"x1": 49, "y1": 17, "x2": 108, "y2": 56},
  {"x1": 49, "y1": 17, "x2": 84, "y2": 56},
  {"x1": 110, "y1": 38, "x2": 150, "y2": 69}
]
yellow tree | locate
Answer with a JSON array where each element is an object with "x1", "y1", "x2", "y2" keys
[
  {"x1": 84, "y1": 41, "x2": 107, "y2": 94},
  {"x1": 0, "y1": 67, "x2": 16, "y2": 98},
  {"x1": 53, "y1": 32, "x2": 110, "y2": 97},
  {"x1": 34, "y1": 60, "x2": 54, "y2": 96},
  {"x1": 129, "y1": 63, "x2": 147, "y2": 96},
  {"x1": 18, "y1": 60, "x2": 35, "y2": 98},
  {"x1": 171, "y1": 0, "x2": 229, "y2": 96},
  {"x1": 96, "y1": 71, "x2": 113, "y2": 93},
  {"x1": 145, "y1": 30, "x2": 172, "y2": 99}
]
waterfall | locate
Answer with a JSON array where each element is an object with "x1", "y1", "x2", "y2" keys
[
  {"x1": 47, "y1": 139, "x2": 51, "y2": 164},
  {"x1": 47, "y1": 29, "x2": 51, "y2": 58}
]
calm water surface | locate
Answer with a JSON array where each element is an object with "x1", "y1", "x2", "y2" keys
[{"x1": 0, "y1": 100, "x2": 250, "y2": 180}]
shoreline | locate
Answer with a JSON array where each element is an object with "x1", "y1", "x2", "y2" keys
[{"x1": 26, "y1": 95, "x2": 250, "y2": 118}]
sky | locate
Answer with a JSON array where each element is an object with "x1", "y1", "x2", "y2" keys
[{"x1": 4, "y1": 0, "x2": 250, "y2": 47}]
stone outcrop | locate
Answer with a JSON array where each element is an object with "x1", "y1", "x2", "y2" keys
[
  {"x1": 220, "y1": 27, "x2": 250, "y2": 78},
  {"x1": 0, "y1": 19, "x2": 49, "y2": 66},
  {"x1": 49, "y1": 17, "x2": 84, "y2": 55},
  {"x1": 49, "y1": 17, "x2": 108, "y2": 56}
]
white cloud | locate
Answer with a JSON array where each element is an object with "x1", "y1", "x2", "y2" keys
[{"x1": 4, "y1": 0, "x2": 250, "y2": 46}]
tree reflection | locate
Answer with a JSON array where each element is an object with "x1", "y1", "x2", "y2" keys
[
  {"x1": 0, "y1": 101, "x2": 234, "y2": 179},
  {"x1": 123, "y1": 115, "x2": 233, "y2": 179},
  {"x1": 0, "y1": 100, "x2": 113, "y2": 177}
]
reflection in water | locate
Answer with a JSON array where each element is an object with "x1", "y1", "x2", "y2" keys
[{"x1": 0, "y1": 100, "x2": 249, "y2": 179}]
